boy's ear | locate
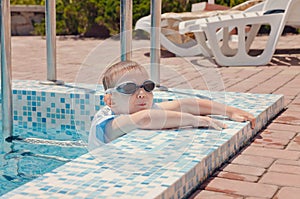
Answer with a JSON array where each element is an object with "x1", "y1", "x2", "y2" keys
[{"x1": 104, "y1": 94, "x2": 112, "y2": 107}]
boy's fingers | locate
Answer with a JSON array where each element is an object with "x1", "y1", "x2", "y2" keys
[
  {"x1": 244, "y1": 114, "x2": 256, "y2": 129},
  {"x1": 238, "y1": 114, "x2": 256, "y2": 129},
  {"x1": 198, "y1": 117, "x2": 227, "y2": 130},
  {"x1": 250, "y1": 117, "x2": 256, "y2": 129},
  {"x1": 209, "y1": 120, "x2": 227, "y2": 130},
  {"x1": 208, "y1": 121, "x2": 221, "y2": 130},
  {"x1": 215, "y1": 120, "x2": 227, "y2": 129},
  {"x1": 232, "y1": 115, "x2": 245, "y2": 122}
]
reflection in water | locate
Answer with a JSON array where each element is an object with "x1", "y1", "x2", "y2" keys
[{"x1": 0, "y1": 126, "x2": 87, "y2": 196}]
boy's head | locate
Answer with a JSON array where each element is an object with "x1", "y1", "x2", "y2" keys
[
  {"x1": 102, "y1": 61, "x2": 155, "y2": 114},
  {"x1": 102, "y1": 60, "x2": 146, "y2": 90}
]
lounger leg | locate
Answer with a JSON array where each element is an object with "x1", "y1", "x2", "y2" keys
[
  {"x1": 245, "y1": 24, "x2": 261, "y2": 52},
  {"x1": 194, "y1": 31, "x2": 213, "y2": 57},
  {"x1": 203, "y1": 14, "x2": 284, "y2": 66},
  {"x1": 220, "y1": 27, "x2": 237, "y2": 56}
]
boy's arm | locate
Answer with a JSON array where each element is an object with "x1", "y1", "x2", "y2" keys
[
  {"x1": 158, "y1": 98, "x2": 256, "y2": 128},
  {"x1": 105, "y1": 109, "x2": 226, "y2": 142}
]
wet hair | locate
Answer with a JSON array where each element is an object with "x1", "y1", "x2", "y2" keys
[{"x1": 102, "y1": 60, "x2": 146, "y2": 90}]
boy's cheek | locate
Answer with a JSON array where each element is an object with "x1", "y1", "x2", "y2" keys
[
  {"x1": 112, "y1": 94, "x2": 131, "y2": 104},
  {"x1": 111, "y1": 104, "x2": 130, "y2": 115},
  {"x1": 112, "y1": 97, "x2": 131, "y2": 113}
]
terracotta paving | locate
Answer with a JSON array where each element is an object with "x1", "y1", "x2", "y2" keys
[{"x1": 10, "y1": 34, "x2": 300, "y2": 199}]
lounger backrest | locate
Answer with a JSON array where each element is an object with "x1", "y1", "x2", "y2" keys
[
  {"x1": 262, "y1": 0, "x2": 291, "y2": 11},
  {"x1": 285, "y1": 0, "x2": 300, "y2": 27},
  {"x1": 262, "y1": 0, "x2": 300, "y2": 28},
  {"x1": 243, "y1": 1, "x2": 264, "y2": 12}
]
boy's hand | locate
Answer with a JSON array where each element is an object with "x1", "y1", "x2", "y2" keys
[
  {"x1": 227, "y1": 107, "x2": 256, "y2": 129},
  {"x1": 193, "y1": 116, "x2": 227, "y2": 131}
]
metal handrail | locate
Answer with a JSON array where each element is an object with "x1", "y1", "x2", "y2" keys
[
  {"x1": 150, "y1": 0, "x2": 161, "y2": 86},
  {"x1": 1, "y1": 0, "x2": 64, "y2": 140},
  {"x1": 120, "y1": 0, "x2": 161, "y2": 85},
  {"x1": 40, "y1": 0, "x2": 63, "y2": 85},
  {"x1": 46, "y1": 0, "x2": 56, "y2": 81},
  {"x1": 120, "y1": 0, "x2": 132, "y2": 61},
  {"x1": 1, "y1": 0, "x2": 13, "y2": 142}
]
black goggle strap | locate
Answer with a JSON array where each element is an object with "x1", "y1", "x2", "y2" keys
[{"x1": 105, "y1": 88, "x2": 114, "y2": 94}]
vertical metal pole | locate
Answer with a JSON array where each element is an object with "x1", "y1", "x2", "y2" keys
[
  {"x1": 120, "y1": 0, "x2": 132, "y2": 61},
  {"x1": 46, "y1": 0, "x2": 56, "y2": 81},
  {"x1": 42, "y1": 0, "x2": 63, "y2": 85},
  {"x1": 150, "y1": 0, "x2": 161, "y2": 86},
  {"x1": 1, "y1": 0, "x2": 13, "y2": 143}
]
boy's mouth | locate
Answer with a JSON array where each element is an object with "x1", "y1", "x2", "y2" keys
[{"x1": 137, "y1": 102, "x2": 147, "y2": 107}]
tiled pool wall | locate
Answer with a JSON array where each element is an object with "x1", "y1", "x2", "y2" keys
[
  {"x1": 0, "y1": 80, "x2": 102, "y2": 142},
  {"x1": 1, "y1": 80, "x2": 166, "y2": 142},
  {"x1": 1, "y1": 80, "x2": 284, "y2": 199}
]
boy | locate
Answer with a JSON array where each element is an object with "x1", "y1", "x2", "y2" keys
[{"x1": 88, "y1": 61, "x2": 255, "y2": 150}]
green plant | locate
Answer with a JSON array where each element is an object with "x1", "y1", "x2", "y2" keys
[
  {"x1": 11, "y1": 0, "x2": 44, "y2": 5},
  {"x1": 12, "y1": 0, "x2": 249, "y2": 36}
]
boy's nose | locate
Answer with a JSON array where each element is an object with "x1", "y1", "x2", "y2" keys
[{"x1": 136, "y1": 88, "x2": 146, "y2": 98}]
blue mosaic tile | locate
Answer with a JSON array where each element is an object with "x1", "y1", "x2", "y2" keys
[{"x1": 1, "y1": 80, "x2": 284, "y2": 199}]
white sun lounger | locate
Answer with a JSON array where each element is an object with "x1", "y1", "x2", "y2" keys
[
  {"x1": 179, "y1": 0, "x2": 300, "y2": 66},
  {"x1": 135, "y1": 0, "x2": 264, "y2": 57}
]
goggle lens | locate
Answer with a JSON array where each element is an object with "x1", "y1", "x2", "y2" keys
[{"x1": 143, "y1": 80, "x2": 155, "y2": 92}]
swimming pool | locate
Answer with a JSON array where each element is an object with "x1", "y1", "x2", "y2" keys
[
  {"x1": 0, "y1": 125, "x2": 87, "y2": 195},
  {"x1": 1, "y1": 80, "x2": 284, "y2": 198},
  {"x1": 0, "y1": 80, "x2": 103, "y2": 196},
  {"x1": 0, "y1": 79, "x2": 169, "y2": 196}
]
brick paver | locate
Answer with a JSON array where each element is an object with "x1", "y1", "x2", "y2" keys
[
  {"x1": 215, "y1": 171, "x2": 259, "y2": 182},
  {"x1": 245, "y1": 197, "x2": 271, "y2": 199},
  {"x1": 9, "y1": 34, "x2": 300, "y2": 199},
  {"x1": 242, "y1": 146, "x2": 300, "y2": 160},
  {"x1": 260, "y1": 129, "x2": 296, "y2": 140},
  {"x1": 221, "y1": 164, "x2": 265, "y2": 177},
  {"x1": 205, "y1": 178, "x2": 278, "y2": 198},
  {"x1": 274, "y1": 187, "x2": 300, "y2": 199},
  {"x1": 192, "y1": 190, "x2": 242, "y2": 199},
  {"x1": 259, "y1": 172, "x2": 300, "y2": 187},
  {"x1": 269, "y1": 162, "x2": 300, "y2": 175},
  {"x1": 274, "y1": 159, "x2": 300, "y2": 166},
  {"x1": 230, "y1": 154, "x2": 274, "y2": 168},
  {"x1": 251, "y1": 135, "x2": 290, "y2": 149},
  {"x1": 286, "y1": 135, "x2": 300, "y2": 151},
  {"x1": 267, "y1": 123, "x2": 300, "y2": 133}
]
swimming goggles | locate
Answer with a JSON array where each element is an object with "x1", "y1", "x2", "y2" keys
[{"x1": 105, "y1": 80, "x2": 155, "y2": 95}]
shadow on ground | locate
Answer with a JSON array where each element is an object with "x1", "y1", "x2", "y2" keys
[{"x1": 143, "y1": 48, "x2": 300, "y2": 67}]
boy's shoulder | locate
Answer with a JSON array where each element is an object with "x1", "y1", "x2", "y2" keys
[
  {"x1": 101, "y1": 106, "x2": 113, "y2": 115},
  {"x1": 93, "y1": 106, "x2": 113, "y2": 120}
]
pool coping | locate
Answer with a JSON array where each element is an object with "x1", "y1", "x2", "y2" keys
[{"x1": 1, "y1": 80, "x2": 284, "y2": 199}]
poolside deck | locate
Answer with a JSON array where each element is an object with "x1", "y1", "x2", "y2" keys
[{"x1": 11, "y1": 34, "x2": 300, "y2": 199}]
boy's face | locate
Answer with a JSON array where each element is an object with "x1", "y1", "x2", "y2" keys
[{"x1": 108, "y1": 69, "x2": 154, "y2": 114}]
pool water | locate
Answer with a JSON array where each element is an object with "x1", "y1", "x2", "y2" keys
[{"x1": 0, "y1": 123, "x2": 88, "y2": 196}]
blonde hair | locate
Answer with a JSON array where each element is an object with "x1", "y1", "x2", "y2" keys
[{"x1": 102, "y1": 60, "x2": 146, "y2": 90}]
